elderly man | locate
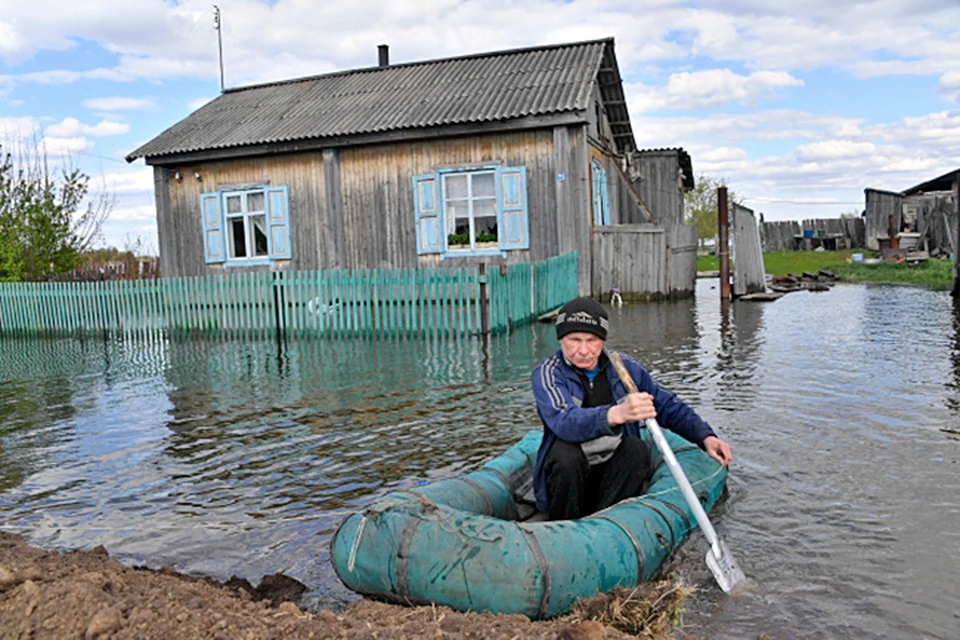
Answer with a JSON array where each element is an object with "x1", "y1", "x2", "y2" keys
[{"x1": 531, "y1": 296, "x2": 732, "y2": 521}]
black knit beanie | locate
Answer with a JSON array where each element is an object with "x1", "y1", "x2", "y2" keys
[{"x1": 555, "y1": 297, "x2": 609, "y2": 340}]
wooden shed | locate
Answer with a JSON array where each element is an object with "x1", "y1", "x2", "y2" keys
[
  {"x1": 127, "y1": 38, "x2": 690, "y2": 297},
  {"x1": 865, "y1": 170, "x2": 958, "y2": 254}
]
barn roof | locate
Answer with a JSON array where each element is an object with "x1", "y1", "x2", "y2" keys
[
  {"x1": 902, "y1": 168, "x2": 959, "y2": 196},
  {"x1": 127, "y1": 38, "x2": 636, "y2": 164}
]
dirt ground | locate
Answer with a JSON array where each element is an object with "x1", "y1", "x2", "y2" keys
[{"x1": 0, "y1": 531, "x2": 696, "y2": 640}]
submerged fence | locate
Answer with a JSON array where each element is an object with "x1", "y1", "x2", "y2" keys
[{"x1": 0, "y1": 253, "x2": 577, "y2": 339}]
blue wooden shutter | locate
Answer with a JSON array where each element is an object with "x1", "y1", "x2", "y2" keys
[
  {"x1": 591, "y1": 161, "x2": 610, "y2": 226},
  {"x1": 413, "y1": 174, "x2": 442, "y2": 254},
  {"x1": 266, "y1": 186, "x2": 292, "y2": 259},
  {"x1": 498, "y1": 166, "x2": 529, "y2": 250},
  {"x1": 200, "y1": 191, "x2": 225, "y2": 264}
]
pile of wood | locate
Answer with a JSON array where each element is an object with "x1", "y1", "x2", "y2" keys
[{"x1": 769, "y1": 270, "x2": 839, "y2": 293}]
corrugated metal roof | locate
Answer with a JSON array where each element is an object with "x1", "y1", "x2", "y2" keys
[{"x1": 128, "y1": 38, "x2": 637, "y2": 162}]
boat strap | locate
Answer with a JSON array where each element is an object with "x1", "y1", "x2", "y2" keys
[
  {"x1": 457, "y1": 477, "x2": 492, "y2": 515},
  {"x1": 593, "y1": 515, "x2": 645, "y2": 582},
  {"x1": 395, "y1": 515, "x2": 421, "y2": 601},
  {"x1": 660, "y1": 500, "x2": 694, "y2": 535},
  {"x1": 517, "y1": 524, "x2": 551, "y2": 619}
]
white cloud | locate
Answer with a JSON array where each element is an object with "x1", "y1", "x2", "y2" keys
[
  {"x1": 109, "y1": 204, "x2": 156, "y2": 221},
  {"x1": 83, "y1": 96, "x2": 157, "y2": 111},
  {"x1": 102, "y1": 168, "x2": 155, "y2": 195},
  {"x1": 629, "y1": 69, "x2": 803, "y2": 112},
  {"x1": 44, "y1": 117, "x2": 129, "y2": 138}
]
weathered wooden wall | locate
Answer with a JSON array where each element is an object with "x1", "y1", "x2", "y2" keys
[
  {"x1": 627, "y1": 150, "x2": 684, "y2": 227},
  {"x1": 760, "y1": 217, "x2": 865, "y2": 251},
  {"x1": 155, "y1": 127, "x2": 599, "y2": 288},
  {"x1": 865, "y1": 189, "x2": 902, "y2": 251},
  {"x1": 592, "y1": 225, "x2": 668, "y2": 300},
  {"x1": 666, "y1": 224, "x2": 698, "y2": 296},
  {"x1": 902, "y1": 191, "x2": 957, "y2": 255},
  {"x1": 732, "y1": 204, "x2": 766, "y2": 296}
]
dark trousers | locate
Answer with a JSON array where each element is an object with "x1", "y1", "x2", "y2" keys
[{"x1": 544, "y1": 437, "x2": 653, "y2": 521}]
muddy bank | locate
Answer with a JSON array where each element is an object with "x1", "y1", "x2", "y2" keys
[{"x1": 0, "y1": 532, "x2": 695, "y2": 639}]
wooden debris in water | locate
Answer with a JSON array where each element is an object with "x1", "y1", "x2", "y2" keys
[{"x1": 565, "y1": 579, "x2": 694, "y2": 639}]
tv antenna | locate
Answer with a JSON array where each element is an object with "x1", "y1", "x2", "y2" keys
[{"x1": 213, "y1": 5, "x2": 224, "y2": 92}]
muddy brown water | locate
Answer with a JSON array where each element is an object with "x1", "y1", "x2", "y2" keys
[{"x1": 1, "y1": 280, "x2": 958, "y2": 639}]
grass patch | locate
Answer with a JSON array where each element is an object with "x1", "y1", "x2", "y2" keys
[{"x1": 697, "y1": 250, "x2": 954, "y2": 291}]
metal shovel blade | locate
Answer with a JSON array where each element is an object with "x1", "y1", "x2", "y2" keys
[{"x1": 705, "y1": 538, "x2": 746, "y2": 593}]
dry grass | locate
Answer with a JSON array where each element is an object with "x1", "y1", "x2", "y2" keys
[{"x1": 565, "y1": 579, "x2": 695, "y2": 639}]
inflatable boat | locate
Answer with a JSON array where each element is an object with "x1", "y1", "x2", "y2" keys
[{"x1": 330, "y1": 428, "x2": 728, "y2": 619}]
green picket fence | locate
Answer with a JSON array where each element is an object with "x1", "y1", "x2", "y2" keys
[{"x1": 0, "y1": 253, "x2": 577, "y2": 339}]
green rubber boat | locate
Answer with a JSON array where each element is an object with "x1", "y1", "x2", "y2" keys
[{"x1": 330, "y1": 428, "x2": 728, "y2": 619}]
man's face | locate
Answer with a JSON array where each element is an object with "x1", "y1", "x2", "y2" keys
[{"x1": 559, "y1": 332, "x2": 604, "y2": 370}]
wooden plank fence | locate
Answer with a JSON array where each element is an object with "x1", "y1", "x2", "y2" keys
[{"x1": 0, "y1": 253, "x2": 578, "y2": 340}]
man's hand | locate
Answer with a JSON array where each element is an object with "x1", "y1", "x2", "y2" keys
[
  {"x1": 702, "y1": 435, "x2": 733, "y2": 466},
  {"x1": 607, "y1": 392, "x2": 657, "y2": 426}
]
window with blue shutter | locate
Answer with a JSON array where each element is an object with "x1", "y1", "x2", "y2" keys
[
  {"x1": 591, "y1": 160, "x2": 610, "y2": 226},
  {"x1": 266, "y1": 186, "x2": 291, "y2": 259},
  {"x1": 200, "y1": 192, "x2": 225, "y2": 264},
  {"x1": 413, "y1": 175, "x2": 441, "y2": 254},
  {"x1": 200, "y1": 185, "x2": 292, "y2": 266},
  {"x1": 413, "y1": 165, "x2": 529, "y2": 257},
  {"x1": 498, "y1": 166, "x2": 529, "y2": 250}
]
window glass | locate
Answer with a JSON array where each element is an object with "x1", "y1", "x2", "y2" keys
[
  {"x1": 229, "y1": 218, "x2": 247, "y2": 258},
  {"x1": 247, "y1": 192, "x2": 265, "y2": 212},
  {"x1": 252, "y1": 215, "x2": 268, "y2": 257},
  {"x1": 226, "y1": 195, "x2": 242, "y2": 215},
  {"x1": 473, "y1": 173, "x2": 495, "y2": 198},
  {"x1": 445, "y1": 174, "x2": 468, "y2": 199}
]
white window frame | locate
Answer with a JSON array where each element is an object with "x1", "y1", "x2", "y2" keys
[
  {"x1": 441, "y1": 169, "x2": 499, "y2": 253},
  {"x1": 223, "y1": 189, "x2": 270, "y2": 262}
]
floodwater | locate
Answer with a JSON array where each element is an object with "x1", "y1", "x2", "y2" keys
[{"x1": 1, "y1": 279, "x2": 958, "y2": 639}]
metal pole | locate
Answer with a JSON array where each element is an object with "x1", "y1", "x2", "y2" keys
[
  {"x1": 214, "y1": 5, "x2": 225, "y2": 93},
  {"x1": 718, "y1": 186, "x2": 731, "y2": 300}
]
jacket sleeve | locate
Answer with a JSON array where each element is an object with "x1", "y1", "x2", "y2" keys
[
  {"x1": 532, "y1": 357, "x2": 617, "y2": 444},
  {"x1": 622, "y1": 354, "x2": 716, "y2": 447}
]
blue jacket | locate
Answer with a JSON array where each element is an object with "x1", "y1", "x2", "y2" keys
[{"x1": 531, "y1": 349, "x2": 715, "y2": 512}]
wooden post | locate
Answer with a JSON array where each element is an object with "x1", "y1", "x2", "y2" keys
[
  {"x1": 479, "y1": 262, "x2": 489, "y2": 335},
  {"x1": 718, "y1": 186, "x2": 731, "y2": 300},
  {"x1": 953, "y1": 180, "x2": 960, "y2": 298}
]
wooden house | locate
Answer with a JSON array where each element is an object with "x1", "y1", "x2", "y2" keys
[{"x1": 127, "y1": 38, "x2": 697, "y2": 297}]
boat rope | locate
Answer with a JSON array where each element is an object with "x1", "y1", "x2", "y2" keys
[
  {"x1": 395, "y1": 514, "x2": 422, "y2": 601},
  {"x1": 593, "y1": 515, "x2": 646, "y2": 582},
  {"x1": 346, "y1": 515, "x2": 366, "y2": 574},
  {"x1": 516, "y1": 523, "x2": 551, "y2": 620}
]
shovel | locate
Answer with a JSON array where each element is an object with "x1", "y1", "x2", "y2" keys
[{"x1": 609, "y1": 351, "x2": 745, "y2": 593}]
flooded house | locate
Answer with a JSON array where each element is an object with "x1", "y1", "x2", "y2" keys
[{"x1": 126, "y1": 38, "x2": 698, "y2": 299}]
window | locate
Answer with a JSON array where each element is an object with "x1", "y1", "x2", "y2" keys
[
  {"x1": 413, "y1": 166, "x2": 528, "y2": 257},
  {"x1": 200, "y1": 186, "x2": 291, "y2": 265},
  {"x1": 225, "y1": 190, "x2": 268, "y2": 259},
  {"x1": 591, "y1": 160, "x2": 609, "y2": 226}
]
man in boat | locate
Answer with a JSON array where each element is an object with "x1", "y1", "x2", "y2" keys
[{"x1": 532, "y1": 296, "x2": 732, "y2": 521}]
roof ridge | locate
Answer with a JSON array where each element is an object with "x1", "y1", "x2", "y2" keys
[{"x1": 223, "y1": 37, "x2": 614, "y2": 94}]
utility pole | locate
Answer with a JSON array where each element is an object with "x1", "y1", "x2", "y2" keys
[{"x1": 213, "y1": 5, "x2": 224, "y2": 93}]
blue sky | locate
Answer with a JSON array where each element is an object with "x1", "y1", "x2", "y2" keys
[{"x1": 2, "y1": 0, "x2": 959, "y2": 253}]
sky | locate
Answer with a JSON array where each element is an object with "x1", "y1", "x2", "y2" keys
[{"x1": 1, "y1": 0, "x2": 959, "y2": 254}]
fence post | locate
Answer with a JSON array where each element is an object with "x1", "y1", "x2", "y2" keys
[{"x1": 479, "y1": 262, "x2": 489, "y2": 335}]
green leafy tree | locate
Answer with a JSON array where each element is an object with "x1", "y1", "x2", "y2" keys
[
  {"x1": 0, "y1": 140, "x2": 112, "y2": 281},
  {"x1": 684, "y1": 174, "x2": 742, "y2": 249}
]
